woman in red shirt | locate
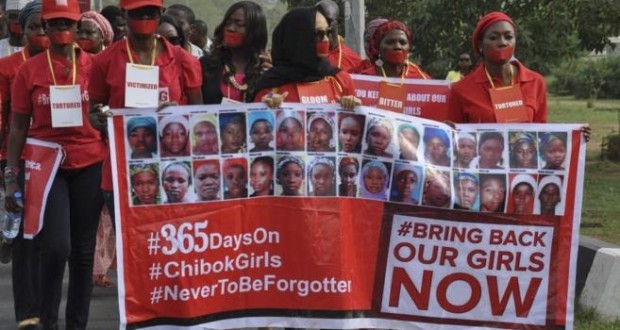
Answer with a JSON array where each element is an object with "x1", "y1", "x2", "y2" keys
[
  {"x1": 358, "y1": 20, "x2": 430, "y2": 79},
  {"x1": 448, "y1": 11, "x2": 546, "y2": 123},
  {"x1": 5, "y1": 0, "x2": 106, "y2": 328},
  {"x1": 252, "y1": 6, "x2": 359, "y2": 110}
]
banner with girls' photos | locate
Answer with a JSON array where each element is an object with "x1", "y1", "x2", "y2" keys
[{"x1": 108, "y1": 103, "x2": 585, "y2": 330}]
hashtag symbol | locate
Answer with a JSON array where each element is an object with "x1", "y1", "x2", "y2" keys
[
  {"x1": 149, "y1": 263, "x2": 162, "y2": 280},
  {"x1": 147, "y1": 232, "x2": 161, "y2": 255},
  {"x1": 150, "y1": 286, "x2": 163, "y2": 304},
  {"x1": 398, "y1": 221, "x2": 413, "y2": 236}
]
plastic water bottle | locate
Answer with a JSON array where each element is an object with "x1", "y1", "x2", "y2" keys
[{"x1": 2, "y1": 192, "x2": 23, "y2": 241}]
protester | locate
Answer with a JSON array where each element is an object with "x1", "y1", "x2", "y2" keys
[
  {"x1": 157, "y1": 14, "x2": 185, "y2": 47},
  {"x1": 88, "y1": 0, "x2": 202, "y2": 224},
  {"x1": 363, "y1": 117, "x2": 393, "y2": 157},
  {"x1": 200, "y1": 1, "x2": 269, "y2": 104},
  {"x1": 358, "y1": 19, "x2": 430, "y2": 79},
  {"x1": 223, "y1": 158, "x2": 249, "y2": 199},
  {"x1": 165, "y1": 3, "x2": 203, "y2": 57},
  {"x1": 253, "y1": 6, "x2": 359, "y2": 110},
  {"x1": 307, "y1": 112, "x2": 335, "y2": 152},
  {"x1": 360, "y1": 160, "x2": 389, "y2": 200},
  {"x1": 352, "y1": 17, "x2": 387, "y2": 73},
  {"x1": 277, "y1": 156, "x2": 304, "y2": 196},
  {"x1": 390, "y1": 165, "x2": 420, "y2": 204},
  {"x1": 100, "y1": 5, "x2": 126, "y2": 41},
  {"x1": 162, "y1": 161, "x2": 192, "y2": 203},
  {"x1": 92, "y1": 206, "x2": 115, "y2": 288},
  {"x1": 479, "y1": 174, "x2": 507, "y2": 212},
  {"x1": 454, "y1": 132, "x2": 476, "y2": 168},
  {"x1": 250, "y1": 156, "x2": 274, "y2": 197},
  {"x1": 0, "y1": 0, "x2": 26, "y2": 57},
  {"x1": 397, "y1": 124, "x2": 420, "y2": 161},
  {"x1": 445, "y1": 53, "x2": 473, "y2": 82},
  {"x1": 315, "y1": 0, "x2": 362, "y2": 72},
  {"x1": 193, "y1": 160, "x2": 221, "y2": 201},
  {"x1": 0, "y1": 1, "x2": 47, "y2": 327},
  {"x1": 77, "y1": 10, "x2": 113, "y2": 54},
  {"x1": 453, "y1": 172, "x2": 479, "y2": 210},
  {"x1": 338, "y1": 157, "x2": 359, "y2": 197},
  {"x1": 308, "y1": 157, "x2": 336, "y2": 196},
  {"x1": 338, "y1": 113, "x2": 364, "y2": 153},
  {"x1": 448, "y1": 11, "x2": 547, "y2": 123},
  {"x1": 5, "y1": 0, "x2": 105, "y2": 328},
  {"x1": 190, "y1": 19, "x2": 208, "y2": 52}
]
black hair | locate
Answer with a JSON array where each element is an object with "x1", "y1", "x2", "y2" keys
[
  {"x1": 166, "y1": 3, "x2": 195, "y2": 24},
  {"x1": 159, "y1": 14, "x2": 186, "y2": 48},
  {"x1": 100, "y1": 5, "x2": 123, "y2": 22}
]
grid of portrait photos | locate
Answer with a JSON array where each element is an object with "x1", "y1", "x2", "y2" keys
[
  {"x1": 122, "y1": 106, "x2": 572, "y2": 216},
  {"x1": 452, "y1": 129, "x2": 571, "y2": 216}
]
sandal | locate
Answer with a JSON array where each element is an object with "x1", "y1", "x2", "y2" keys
[{"x1": 93, "y1": 274, "x2": 116, "y2": 288}]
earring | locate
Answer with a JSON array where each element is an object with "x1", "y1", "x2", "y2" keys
[{"x1": 375, "y1": 56, "x2": 383, "y2": 67}]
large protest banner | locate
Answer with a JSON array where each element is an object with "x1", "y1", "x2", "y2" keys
[{"x1": 109, "y1": 103, "x2": 585, "y2": 330}]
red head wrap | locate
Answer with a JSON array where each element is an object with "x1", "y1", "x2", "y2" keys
[
  {"x1": 368, "y1": 20, "x2": 412, "y2": 62},
  {"x1": 472, "y1": 11, "x2": 515, "y2": 56}
]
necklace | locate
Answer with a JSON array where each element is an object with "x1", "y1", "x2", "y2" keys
[{"x1": 225, "y1": 65, "x2": 248, "y2": 91}]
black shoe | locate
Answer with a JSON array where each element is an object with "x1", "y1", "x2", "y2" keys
[{"x1": 0, "y1": 239, "x2": 11, "y2": 264}]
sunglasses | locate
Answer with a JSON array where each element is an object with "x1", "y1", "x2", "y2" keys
[
  {"x1": 47, "y1": 18, "x2": 76, "y2": 28},
  {"x1": 166, "y1": 36, "x2": 182, "y2": 46},
  {"x1": 315, "y1": 29, "x2": 331, "y2": 40},
  {"x1": 127, "y1": 7, "x2": 161, "y2": 19},
  {"x1": 459, "y1": 57, "x2": 471, "y2": 62}
]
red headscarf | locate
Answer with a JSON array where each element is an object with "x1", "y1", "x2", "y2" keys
[
  {"x1": 368, "y1": 20, "x2": 412, "y2": 62},
  {"x1": 472, "y1": 11, "x2": 515, "y2": 56}
]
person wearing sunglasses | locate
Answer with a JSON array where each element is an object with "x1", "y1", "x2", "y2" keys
[
  {"x1": 88, "y1": 0, "x2": 202, "y2": 233},
  {"x1": 357, "y1": 19, "x2": 430, "y2": 79},
  {"x1": 157, "y1": 14, "x2": 185, "y2": 47},
  {"x1": 445, "y1": 52, "x2": 473, "y2": 82},
  {"x1": 253, "y1": 6, "x2": 360, "y2": 110},
  {"x1": 200, "y1": 1, "x2": 270, "y2": 104},
  {"x1": 5, "y1": 0, "x2": 107, "y2": 328},
  {"x1": 315, "y1": 0, "x2": 362, "y2": 72}
]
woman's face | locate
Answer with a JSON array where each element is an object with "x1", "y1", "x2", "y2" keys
[
  {"x1": 157, "y1": 21, "x2": 181, "y2": 46},
  {"x1": 481, "y1": 21, "x2": 515, "y2": 64},
  {"x1": 311, "y1": 163, "x2": 334, "y2": 196},
  {"x1": 544, "y1": 139, "x2": 566, "y2": 168},
  {"x1": 379, "y1": 29, "x2": 409, "y2": 60},
  {"x1": 364, "y1": 167, "x2": 386, "y2": 194},
  {"x1": 278, "y1": 117, "x2": 303, "y2": 150},
  {"x1": 221, "y1": 121, "x2": 245, "y2": 152},
  {"x1": 161, "y1": 123, "x2": 188, "y2": 155},
  {"x1": 367, "y1": 125, "x2": 391, "y2": 154},
  {"x1": 339, "y1": 164, "x2": 357, "y2": 190},
  {"x1": 225, "y1": 165, "x2": 247, "y2": 198},
  {"x1": 315, "y1": 12, "x2": 329, "y2": 58},
  {"x1": 479, "y1": 138, "x2": 503, "y2": 168},
  {"x1": 339, "y1": 116, "x2": 362, "y2": 152},
  {"x1": 129, "y1": 128, "x2": 155, "y2": 157},
  {"x1": 193, "y1": 121, "x2": 218, "y2": 154},
  {"x1": 395, "y1": 170, "x2": 417, "y2": 200},
  {"x1": 163, "y1": 165, "x2": 190, "y2": 203},
  {"x1": 309, "y1": 118, "x2": 332, "y2": 151},
  {"x1": 514, "y1": 141, "x2": 536, "y2": 167},
  {"x1": 132, "y1": 171, "x2": 159, "y2": 204},
  {"x1": 456, "y1": 179, "x2": 478, "y2": 209},
  {"x1": 426, "y1": 137, "x2": 447, "y2": 163},
  {"x1": 25, "y1": 14, "x2": 44, "y2": 45},
  {"x1": 279, "y1": 162, "x2": 303, "y2": 195},
  {"x1": 251, "y1": 121, "x2": 273, "y2": 149},
  {"x1": 225, "y1": 7, "x2": 246, "y2": 36},
  {"x1": 77, "y1": 19, "x2": 104, "y2": 53},
  {"x1": 250, "y1": 161, "x2": 273, "y2": 195},
  {"x1": 539, "y1": 183, "x2": 561, "y2": 211},
  {"x1": 425, "y1": 175, "x2": 451, "y2": 207},
  {"x1": 480, "y1": 178, "x2": 506, "y2": 212}
]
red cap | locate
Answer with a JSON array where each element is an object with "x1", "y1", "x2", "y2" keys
[
  {"x1": 472, "y1": 11, "x2": 515, "y2": 56},
  {"x1": 119, "y1": 0, "x2": 164, "y2": 11},
  {"x1": 42, "y1": 0, "x2": 81, "y2": 21}
]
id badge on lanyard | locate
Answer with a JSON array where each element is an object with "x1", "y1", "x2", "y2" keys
[
  {"x1": 488, "y1": 85, "x2": 529, "y2": 123},
  {"x1": 125, "y1": 63, "x2": 159, "y2": 108},
  {"x1": 377, "y1": 81, "x2": 406, "y2": 113},
  {"x1": 296, "y1": 79, "x2": 335, "y2": 104},
  {"x1": 49, "y1": 85, "x2": 83, "y2": 128}
]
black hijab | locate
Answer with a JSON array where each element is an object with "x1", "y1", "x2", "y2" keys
[{"x1": 252, "y1": 7, "x2": 340, "y2": 94}]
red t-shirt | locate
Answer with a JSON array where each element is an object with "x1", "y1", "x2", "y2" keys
[
  {"x1": 357, "y1": 62, "x2": 430, "y2": 79},
  {"x1": 0, "y1": 48, "x2": 29, "y2": 158},
  {"x1": 11, "y1": 49, "x2": 105, "y2": 169},
  {"x1": 90, "y1": 36, "x2": 202, "y2": 190},
  {"x1": 327, "y1": 38, "x2": 363, "y2": 73},
  {"x1": 253, "y1": 70, "x2": 356, "y2": 103},
  {"x1": 448, "y1": 61, "x2": 547, "y2": 123}
]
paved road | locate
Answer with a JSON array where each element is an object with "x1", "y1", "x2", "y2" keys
[{"x1": 0, "y1": 262, "x2": 120, "y2": 330}]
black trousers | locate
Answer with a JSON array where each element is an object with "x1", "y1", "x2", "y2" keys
[{"x1": 35, "y1": 163, "x2": 103, "y2": 330}]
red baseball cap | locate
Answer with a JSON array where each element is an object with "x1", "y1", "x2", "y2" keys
[
  {"x1": 119, "y1": 0, "x2": 164, "y2": 11},
  {"x1": 42, "y1": 0, "x2": 81, "y2": 21}
]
